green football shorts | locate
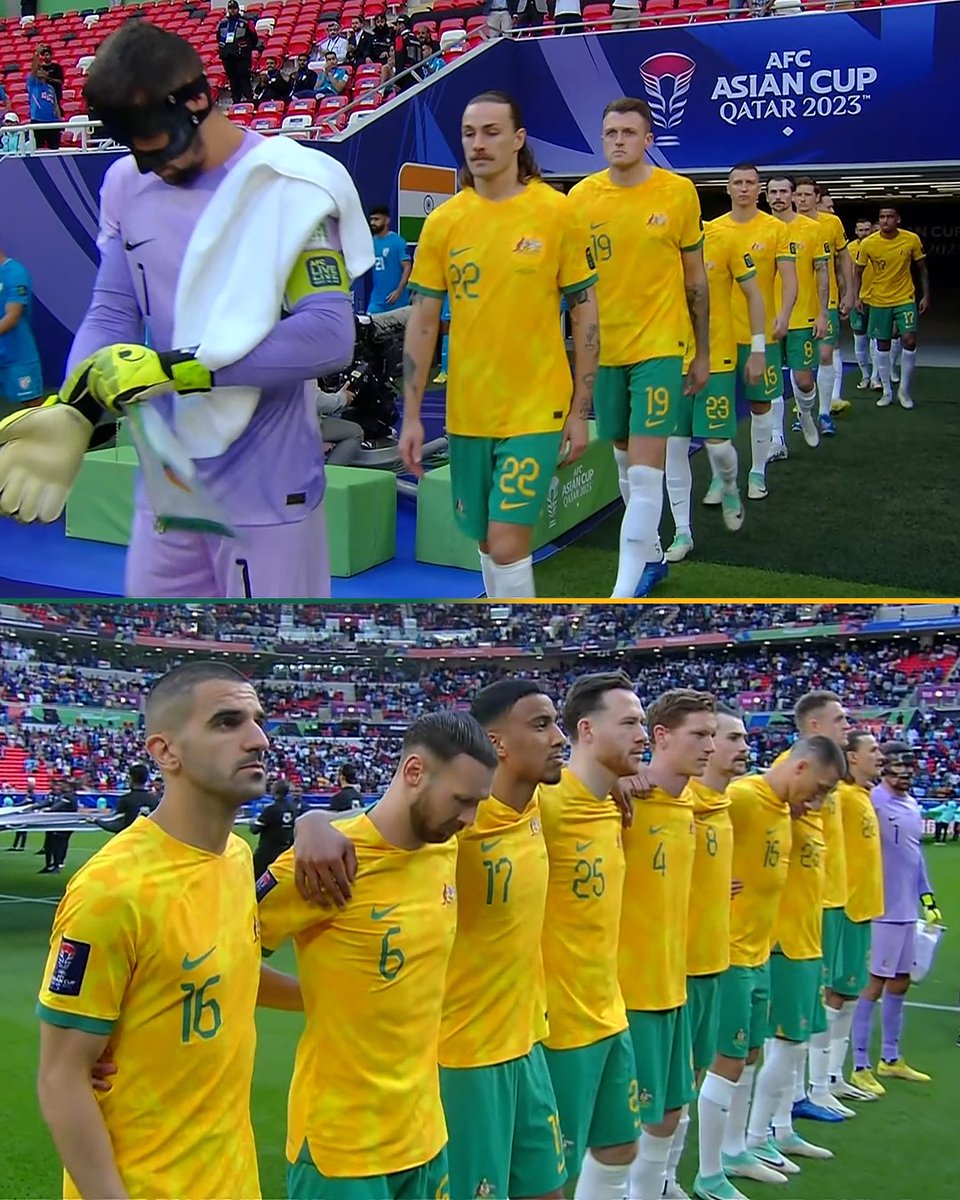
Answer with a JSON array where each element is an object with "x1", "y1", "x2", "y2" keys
[
  {"x1": 849, "y1": 306, "x2": 867, "y2": 335},
  {"x1": 737, "y1": 343, "x2": 782, "y2": 404},
  {"x1": 716, "y1": 962, "x2": 771, "y2": 1058},
  {"x1": 673, "y1": 372, "x2": 737, "y2": 441},
  {"x1": 816, "y1": 306, "x2": 841, "y2": 348},
  {"x1": 287, "y1": 1142, "x2": 449, "y2": 1200},
  {"x1": 626, "y1": 1006, "x2": 696, "y2": 1126},
  {"x1": 831, "y1": 913, "x2": 872, "y2": 997},
  {"x1": 868, "y1": 302, "x2": 918, "y2": 341},
  {"x1": 593, "y1": 356, "x2": 684, "y2": 441},
  {"x1": 687, "y1": 973, "x2": 722, "y2": 1072},
  {"x1": 768, "y1": 952, "x2": 823, "y2": 1043},
  {"x1": 784, "y1": 327, "x2": 817, "y2": 371},
  {"x1": 447, "y1": 431, "x2": 563, "y2": 542}
]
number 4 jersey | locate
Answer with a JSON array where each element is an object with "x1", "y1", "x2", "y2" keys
[
  {"x1": 257, "y1": 813, "x2": 458, "y2": 1178},
  {"x1": 408, "y1": 181, "x2": 597, "y2": 439},
  {"x1": 37, "y1": 819, "x2": 261, "y2": 1200}
]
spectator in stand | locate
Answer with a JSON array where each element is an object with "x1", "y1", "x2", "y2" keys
[
  {"x1": 315, "y1": 51, "x2": 350, "y2": 97},
  {"x1": 610, "y1": 0, "x2": 641, "y2": 27},
  {"x1": 391, "y1": 16, "x2": 423, "y2": 87},
  {"x1": 514, "y1": 0, "x2": 547, "y2": 31},
  {"x1": 290, "y1": 52, "x2": 319, "y2": 98},
  {"x1": 1, "y1": 112, "x2": 30, "y2": 155},
  {"x1": 328, "y1": 763, "x2": 363, "y2": 812},
  {"x1": 483, "y1": 0, "x2": 513, "y2": 35},
  {"x1": 347, "y1": 15, "x2": 375, "y2": 65},
  {"x1": 36, "y1": 45, "x2": 64, "y2": 107},
  {"x1": 253, "y1": 55, "x2": 292, "y2": 103},
  {"x1": 371, "y1": 12, "x2": 395, "y2": 66},
  {"x1": 216, "y1": 0, "x2": 261, "y2": 103},
  {"x1": 419, "y1": 37, "x2": 445, "y2": 78},
  {"x1": 0, "y1": 81, "x2": 8, "y2": 113},
  {"x1": 26, "y1": 48, "x2": 62, "y2": 150},
  {"x1": 317, "y1": 19, "x2": 350, "y2": 63},
  {"x1": 554, "y1": 0, "x2": 584, "y2": 31}
]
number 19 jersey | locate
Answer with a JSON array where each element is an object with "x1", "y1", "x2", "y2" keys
[
  {"x1": 409, "y1": 181, "x2": 596, "y2": 439},
  {"x1": 726, "y1": 775, "x2": 792, "y2": 967},
  {"x1": 539, "y1": 768, "x2": 628, "y2": 1050},
  {"x1": 37, "y1": 820, "x2": 261, "y2": 1200},
  {"x1": 257, "y1": 814, "x2": 458, "y2": 1177}
]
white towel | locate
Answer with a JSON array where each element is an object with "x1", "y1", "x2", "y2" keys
[{"x1": 169, "y1": 135, "x2": 374, "y2": 460}]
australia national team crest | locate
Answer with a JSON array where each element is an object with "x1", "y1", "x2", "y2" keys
[
  {"x1": 513, "y1": 236, "x2": 543, "y2": 255},
  {"x1": 639, "y1": 53, "x2": 697, "y2": 147},
  {"x1": 442, "y1": 882, "x2": 457, "y2": 906},
  {"x1": 48, "y1": 936, "x2": 92, "y2": 997}
]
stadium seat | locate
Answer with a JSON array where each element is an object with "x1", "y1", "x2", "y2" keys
[
  {"x1": 257, "y1": 99, "x2": 286, "y2": 114},
  {"x1": 228, "y1": 102, "x2": 256, "y2": 117},
  {"x1": 583, "y1": 3, "x2": 613, "y2": 30},
  {"x1": 281, "y1": 113, "x2": 314, "y2": 131},
  {"x1": 643, "y1": 0, "x2": 677, "y2": 20},
  {"x1": 287, "y1": 96, "x2": 318, "y2": 114},
  {"x1": 250, "y1": 114, "x2": 281, "y2": 130}
]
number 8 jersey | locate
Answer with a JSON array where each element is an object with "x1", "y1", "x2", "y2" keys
[{"x1": 37, "y1": 819, "x2": 261, "y2": 1200}]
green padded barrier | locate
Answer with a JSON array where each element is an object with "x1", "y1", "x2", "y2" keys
[
  {"x1": 415, "y1": 423, "x2": 620, "y2": 571},
  {"x1": 65, "y1": 449, "x2": 397, "y2": 577}
]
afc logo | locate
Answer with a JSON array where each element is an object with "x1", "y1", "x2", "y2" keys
[{"x1": 639, "y1": 53, "x2": 697, "y2": 147}]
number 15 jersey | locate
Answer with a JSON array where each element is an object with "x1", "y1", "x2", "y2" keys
[{"x1": 726, "y1": 775, "x2": 793, "y2": 967}]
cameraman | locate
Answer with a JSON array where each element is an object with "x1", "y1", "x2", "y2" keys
[
  {"x1": 27, "y1": 48, "x2": 62, "y2": 149},
  {"x1": 312, "y1": 381, "x2": 365, "y2": 465}
]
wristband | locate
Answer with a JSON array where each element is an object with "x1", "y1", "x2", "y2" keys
[{"x1": 751, "y1": 335, "x2": 765, "y2": 353}]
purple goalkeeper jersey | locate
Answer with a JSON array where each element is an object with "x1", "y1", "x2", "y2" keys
[
  {"x1": 69, "y1": 130, "x2": 355, "y2": 527},
  {"x1": 870, "y1": 782, "x2": 933, "y2": 923}
]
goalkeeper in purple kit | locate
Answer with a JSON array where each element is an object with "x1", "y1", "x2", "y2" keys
[{"x1": 850, "y1": 742, "x2": 940, "y2": 1093}]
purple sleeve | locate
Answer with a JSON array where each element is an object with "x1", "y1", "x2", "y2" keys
[
  {"x1": 67, "y1": 236, "x2": 143, "y2": 373},
  {"x1": 917, "y1": 842, "x2": 933, "y2": 897},
  {"x1": 214, "y1": 292, "x2": 356, "y2": 390}
]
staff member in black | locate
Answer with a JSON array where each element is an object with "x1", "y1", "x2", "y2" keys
[
  {"x1": 88, "y1": 763, "x2": 158, "y2": 835},
  {"x1": 41, "y1": 782, "x2": 78, "y2": 874},
  {"x1": 251, "y1": 779, "x2": 297, "y2": 878},
  {"x1": 216, "y1": 0, "x2": 261, "y2": 103},
  {"x1": 328, "y1": 763, "x2": 362, "y2": 813}
]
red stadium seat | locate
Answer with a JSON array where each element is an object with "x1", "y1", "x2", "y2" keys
[
  {"x1": 287, "y1": 96, "x2": 318, "y2": 114},
  {"x1": 257, "y1": 99, "x2": 286, "y2": 114},
  {"x1": 250, "y1": 114, "x2": 281, "y2": 130}
]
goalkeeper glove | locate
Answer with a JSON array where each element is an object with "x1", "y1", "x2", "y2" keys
[
  {"x1": 86, "y1": 345, "x2": 213, "y2": 412},
  {"x1": 920, "y1": 892, "x2": 942, "y2": 924},
  {"x1": 0, "y1": 401, "x2": 95, "y2": 523}
]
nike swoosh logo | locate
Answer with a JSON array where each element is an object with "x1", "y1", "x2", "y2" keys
[
  {"x1": 124, "y1": 238, "x2": 153, "y2": 251},
  {"x1": 590, "y1": 221, "x2": 607, "y2": 230},
  {"x1": 181, "y1": 947, "x2": 216, "y2": 971},
  {"x1": 500, "y1": 501, "x2": 527, "y2": 511},
  {"x1": 649, "y1": 826, "x2": 666, "y2": 835},
  {"x1": 450, "y1": 246, "x2": 472, "y2": 257},
  {"x1": 480, "y1": 838, "x2": 502, "y2": 852},
  {"x1": 371, "y1": 904, "x2": 400, "y2": 921},
  {"x1": 575, "y1": 840, "x2": 593, "y2": 852}
]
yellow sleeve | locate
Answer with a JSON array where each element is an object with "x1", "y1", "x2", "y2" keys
[
  {"x1": 814, "y1": 239, "x2": 830, "y2": 262},
  {"x1": 408, "y1": 211, "x2": 448, "y2": 298},
  {"x1": 37, "y1": 871, "x2": 136, "y2": 1035},
  {"x1": 559, "y1": 201, "x2": 598, "y2": 295},
  {"x1": 830, "y1": 218, "x2": 847, "y2": 254},
  {"x1": 911, "y1": 233, "x2": 926, "y2": 261},
  {"x1": 776, "y1": 221, "x2": 796, "y2": 262},
  {"x1": 256, "y1": 848, "x2": 332, "y2": 952},
  {"x1": 679, "y1": 181, "x2": 704, "y2": 253}
]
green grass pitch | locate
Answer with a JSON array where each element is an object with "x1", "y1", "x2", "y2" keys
[{"x1": 1, "y1": 830, "x2": 957, "y2": 1199}]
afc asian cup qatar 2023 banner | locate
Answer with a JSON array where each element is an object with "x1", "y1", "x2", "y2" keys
[{"x1": 2, "y1": 0, "x2": 958, "y2": 388}]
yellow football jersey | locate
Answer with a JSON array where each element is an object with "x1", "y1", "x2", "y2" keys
[
  {"x1": 712, "y1": 211, "x2": 795, "y2": 343},
  {"x1": 568, "y1": 167, "x2": 703, "y2": 366},
  {"x1": 775, "y1": 213, "x2": 829, "y2": 330},
  {"x1": 837, "y1": 781, "x2": 884, "y2": 922},
  {"x1": 820, "y1": 785, "x2": 848, "y2": 909},
  {"x1": 703, "y1": 222, "x2": 757, "y2": 374},
  {"x1": 772, "y1": 810, "x2": 825, "y2": 960},
  {"x1": 539, "y1": 768, "x2": 628, "y2": 1050},
  {"x1": 855, "y1": 229, "x2": 925, "y2": 306},
  {"x1": 726, "y1": 774, "x2": 792, "y2": 967},
  {"x1": 818, "y1": 211, "x2": 848, "y2": 309},
  {"x1": 619, "y1": 784, "x2": 696, "y2": 1011},
  {"x1": 848, "y1": 237, "x2": 876, "y2": 304},
  {"x1": 409, "y1": 181, "x2": 596, "y2": 438},
  {"x1": 686, "y1": 779, "x2": 734, "y2": 977},
  {"x1": 258, "y1": 814, "x2": 458, "y2": 1177},
  {"x1": 440, "y1": 793, "x2": 549, "y2": 1068},
  {"x1": 37, "y1": 820, "x2": 261, "y2": 1200}
]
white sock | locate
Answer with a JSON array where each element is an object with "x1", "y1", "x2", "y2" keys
[
  {"x1": 705, "y1": 440, "x2": 738, "y2": 493},
  {"x1": 794, "y1": 382, "x2": 817, "y2": 414},
  {"x1": 612, "y1": 465, "x2": 664, "y2": 598},
  {"x1": 575, "y1": 1149, "x2": 631, "y2": 1200},
  {"x1": 628, "y1": 1131, "x2": 673, "y2": 1200},
  {"x1": 828, "y1": 1000, "x2": 857, "y2": 1080},
  {"x1": 750, "y1": 411, "x2": 773, "y2": 476},
  {"x1": 901, "y1": 348, "x2": 917, "y2": 394},
  {"x1": 747, "y1": 1039, "x2": 799, "y2": 1145},
  {"x1": 665, "y1": 437, "x2": 692, "y2": 538},
  {"x1": 478, "y1": 550, "x2": 496, "y2": 597},
  {"x1": 876, "y1": 348, "x2": 892, "y2": 394},
  {"x1": 807, "y1": 1028, "x2": 831, "y2": 1098},
  {"x1": 698, "y1": 1072, "x2": 737, "y2": 1179},
  {"x1": 614, "y1": 446, "x2": 630, "y2": 507},
  {"x1": 854, "y1": 334, "x2": 870, "y2": 378},
  {"x1": 832, "y1": 348, "x2": 843, "y2": 399},
  {"x1": 869, "y1": 338, "x2": 879, "y2": 378},
  {"x1": 665, "y1": 1107, "x2": 690, "y2": 1187},
  {"x1": 892, "y1": 338, "x2": 903, "y2": 372},
  {"x1": 816, "y1": 363, "x2": 835, "y2": 416},
  {"x1": 721, "y1": 1063, "x2": 757, "y2": 1158},
  {"x1": 487, "y1": 555, "x2": 535, "y2": 599},
  {"x1": 793, "y1": 1050, "x2": 807, "y2": 1103},
  {"x1": 770, "y1": 395, "x2": 785, "y2": 443},
  {"x1": 772, "y1": 1064, "x2": 797, "y2": 1139}
]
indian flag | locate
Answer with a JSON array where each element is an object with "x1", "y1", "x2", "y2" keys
[{"x1": 398, "y1": 163, "x2": 458, "y2": 242}]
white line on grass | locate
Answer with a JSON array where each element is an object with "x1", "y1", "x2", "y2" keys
[{"x1": 905, "y1": 1000, "x2": 960, "y2": 1013}]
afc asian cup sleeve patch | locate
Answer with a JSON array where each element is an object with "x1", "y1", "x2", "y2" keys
[
  {"x1": 255, "y1": 869, "x2": 279, "y2": 903},
  {"x1": 48, "y1": 937, "x2": 92, "y2": 997}
]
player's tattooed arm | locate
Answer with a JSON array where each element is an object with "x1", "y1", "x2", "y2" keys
[
  {"x1": 399, "y1": 291, "x2": 443, "y2": 476},
  {"x1": 814, "y1": 259, "x2": 829, "y2": 315},
  {"x1": 917, "y1": 259, "x2": 931, "y2": 312},
  {"x1": 853, "y1": 261, "x2": 865, "y2": 311},
  {"x1": 568, "y1": 286, "x2": 600, "y2": 418},
  {"x1": 681, "y1": 247, "x2": 710, "y2": 360}
]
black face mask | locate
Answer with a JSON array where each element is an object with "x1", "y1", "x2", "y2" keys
[{"x1": 91, "y1": 76, "x2": 213, "y2": 175}]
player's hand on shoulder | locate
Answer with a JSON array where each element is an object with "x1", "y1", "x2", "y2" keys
[{"x1": 293, "y1": 810, "x2": 358, "y2": 908}]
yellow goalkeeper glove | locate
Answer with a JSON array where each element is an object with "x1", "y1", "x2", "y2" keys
[
  {"x1": 86, "y1": 345, "x2": 213, "y2": 411},
  {"x1": 920, "y1": 892, "x2": 942, "y2": 925},
  {"x1": 0, "y1": 401, "x2": 95, "y2": 523}
]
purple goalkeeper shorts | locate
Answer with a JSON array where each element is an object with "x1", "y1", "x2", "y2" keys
[
  {"x1": 125, "y1": 501, "x2": 331, "y2": 598},
  {"x1": 869, "y1": 921, "x2": 916, "y2": 979}
]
